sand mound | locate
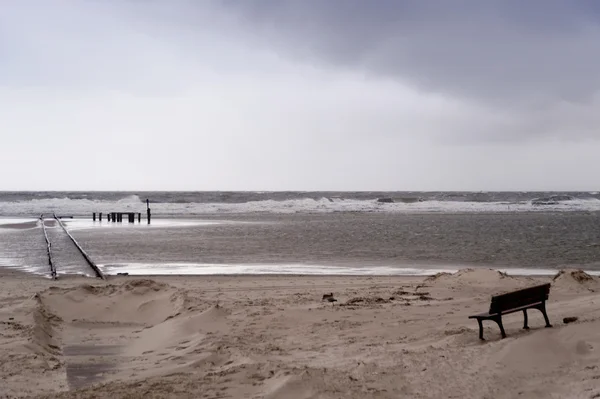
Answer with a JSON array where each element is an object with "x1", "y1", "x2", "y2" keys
[
  {"x1": 39, "y1": 279, "x2": 188, "y2": 326},
  {"x1": 30, "y1": 280, "x2": 212, "y2": 389},
  {"x1": 552, "y1": 269, "x2": 599, "y2": 292},
  {"x1": 425, "y1": 268, "x2": 513, "y2": 287}
]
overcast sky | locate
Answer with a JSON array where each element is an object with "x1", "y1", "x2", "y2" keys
[{"x1": 1, "y1": 0, "x2": 599, "y2": 191}]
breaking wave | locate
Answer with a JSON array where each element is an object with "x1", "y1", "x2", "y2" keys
[{"x1": 1, "y1": 192, "x2": 600, "y2": 217}]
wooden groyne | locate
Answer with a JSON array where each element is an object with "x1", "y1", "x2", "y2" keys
[
  {"x1": 92, "y1": 198, "x2": 151, "y2": 224},
  {"x1": 39, "y1": 215, "x2": 57, "y2": 280},
  {"x1": 53, "y1": 214, "x2": 105, "y2": 280},
  {"x1": 95, "y1": 212, "x2": 142, "y2": 223}
]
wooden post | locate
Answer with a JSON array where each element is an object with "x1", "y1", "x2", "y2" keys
[
  {"x1": 93, "y1": 212, "x2": 96, "y2": 221},
  {"x1": 146, "y1": 199, "x2": 151, "y2": 224},
  {"x1": 138, "y1": 213, "x2": 141, "y2": 223},
  {"x1": 99, "y1": 212, "x2": 102, "y2": 221}
]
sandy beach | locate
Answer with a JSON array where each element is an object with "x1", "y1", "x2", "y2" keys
[{"x1": 1, "y1": 268, "x2": 599, "y2": 398}]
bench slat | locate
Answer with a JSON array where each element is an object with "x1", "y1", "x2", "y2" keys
[
  {"x1": 489, "y1": 283, "x2": 550, "y2": 314},
  {"x1": 469, "y1": 302, "x2": 544, "y2": 319}
]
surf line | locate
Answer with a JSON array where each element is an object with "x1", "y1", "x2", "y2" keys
[
  {"x1": 53, "y1": 214, "x2": 105, "y2": 280},
  {"x1": 39, "y1": 215, "x2": 57, "y2": 280}
]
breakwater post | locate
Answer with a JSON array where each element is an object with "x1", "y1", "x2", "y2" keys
[{"x1": 146, "y1": 199, "x2": 151, "y2": 224}]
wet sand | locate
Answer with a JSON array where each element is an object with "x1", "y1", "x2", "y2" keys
[
  {"x1": 70, "y1": 212, "x2": 600, "y2": 271},
  {"x1": 1, "y1": 268, "x2": 600, "y2": 398},
  {"x1": 3, "y1": 212, "x2": 600, "y2": 277}
]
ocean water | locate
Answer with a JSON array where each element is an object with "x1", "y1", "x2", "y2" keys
[
  {"x1": 0, "y1": 191, "x2": 600, "y2": 216},
  {"x1": 1, "y1": 191, "x2": 600, "y2": 277}
]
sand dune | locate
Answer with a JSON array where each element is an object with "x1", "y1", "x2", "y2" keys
[
  {"x1": 40, "y1": 279, "x2": 187, "y2": 325},
  {"x1": 425, "y1": 268, "x2": 537, "y2": 291},
  {"x1": 552, "y1": 269, "x2": 600, "y2": 293},
  {"x1": 1, "y1": 269, "x2": 600, "y2": 398}
]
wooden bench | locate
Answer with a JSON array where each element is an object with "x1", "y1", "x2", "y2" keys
[{"x1": 469, "y1": 283, "x2": 552, "y2": 340}]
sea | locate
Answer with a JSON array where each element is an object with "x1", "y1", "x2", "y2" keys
[{"x1": 1, "y1": 191, "x2": 600, "y2": 277}]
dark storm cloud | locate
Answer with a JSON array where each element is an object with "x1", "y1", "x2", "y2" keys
[{"x1": 223, "y1": 0, "x2": 600, "y2": 107}]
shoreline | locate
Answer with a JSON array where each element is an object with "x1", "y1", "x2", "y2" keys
[{"x1": 6, "y1": 264, "x2": 600, "y2": 280}]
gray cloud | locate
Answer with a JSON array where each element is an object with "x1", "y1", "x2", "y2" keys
[
  {"x1": 211, "y1": 0, "x2": 600, "y2": 146},
  {"x1": 223, "y1": 0, "x2": 600, "y2": 106}
]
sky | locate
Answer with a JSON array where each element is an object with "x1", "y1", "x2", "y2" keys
[{"x1": 1, "y1": 0, "x2": 600, "y2": 191}]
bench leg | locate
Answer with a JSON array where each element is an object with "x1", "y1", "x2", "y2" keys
[
  {"x1": 523, "y1": 309, "x2": 529, "y2": 330},
  {"x1": 476, "y1": 318, "x2": 484, "y2": 340},
  {"x1": 539, "y1": 302, "x2": 552, "y2": 328},
  {"x1": 492, "y1": 315, "x2": 507, "y2": 339},
  {"x1": 532, "y1": 302, "x2": 553, "y2": 328}
]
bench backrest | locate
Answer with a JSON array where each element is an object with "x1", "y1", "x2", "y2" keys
[{"x1": 489, "y1": 283, "x2": 551, "y2": 314}]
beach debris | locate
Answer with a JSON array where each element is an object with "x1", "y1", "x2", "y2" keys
[
  {"x1": 416, "y1": 293, "x2": 434, "y2": 301},
  {"x1": 343, "y1": 296, "x2": 389, "y2": 305},
  {"x1": 391, "y1": 289, "x2": 434, "y2": 301},
  {"x1": 117, "y1": 272, "x2": 129, "y2": 276},
  {"x1": 563, "y1": 317, "x2": 578, "y2": 324},
  {"x1": 322, "y1": 293, "x2": 337, "y2": 305}
]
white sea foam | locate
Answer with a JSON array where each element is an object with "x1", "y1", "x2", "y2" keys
[
  {"x1": 2, "y1": 196, "x2": 600, "y2": 217},
  {"x1": 98, "y1": 262, "x2": 600, "y2": 277},
  {"x1": 63, "y1": 218, "x2": 226, "y2": 231}
]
